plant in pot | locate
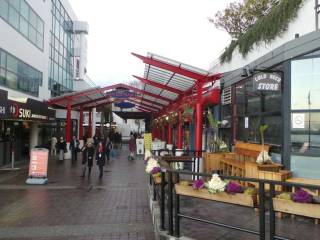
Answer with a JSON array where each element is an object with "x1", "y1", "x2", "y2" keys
[
  {"x1": 182, "y1": 105, "x2": 194, "y2": 122},
  {"x1": 207, "y1": 110, "x2": 229, "y2": 153},
  {"x1": 256, "y1": 124, "x2": 272, "y2": 164}
]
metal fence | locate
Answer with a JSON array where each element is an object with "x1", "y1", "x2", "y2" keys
[{"x1": 150, "y1": 168, "x2": 320, "y2": 240}]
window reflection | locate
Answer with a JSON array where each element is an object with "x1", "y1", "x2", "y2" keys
[{"x1": 291, "y1": 57, "x2": 320, "y2": 155}]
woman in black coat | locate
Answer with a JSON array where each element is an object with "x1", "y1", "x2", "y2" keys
[
  {"x1": 96, "y1": 141, "x2": 106, "y2": 179},
  {"x1": 57, "y1": 137, "x2": 67, "y2": 161},
  {"x1": 81, "y1": 142, "x2": 95, "y2": 177}
]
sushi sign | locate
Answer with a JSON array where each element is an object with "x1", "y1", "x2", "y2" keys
[{"x1": 253, "y1": 72, "x2": 281, "y2": 91}]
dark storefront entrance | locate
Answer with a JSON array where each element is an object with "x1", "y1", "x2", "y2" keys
[{"x1": 0, "y1": 89, "x2": 55, "y2": 167}]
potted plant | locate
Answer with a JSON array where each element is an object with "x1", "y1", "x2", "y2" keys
[{"x1": 256, "y1": 124, "x2": 272, "y2": 165}]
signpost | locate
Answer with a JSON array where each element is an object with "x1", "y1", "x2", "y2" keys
[
  {"x1": 26, "y1": 148, "x2": 49, "y2": 185},
  {"x1": 252, "y1": 72, "x2": 281, "y2": 91}
]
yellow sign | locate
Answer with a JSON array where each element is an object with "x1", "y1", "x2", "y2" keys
[{"x1": 144, "y1": 133, "x2": 152, "y2": 151}]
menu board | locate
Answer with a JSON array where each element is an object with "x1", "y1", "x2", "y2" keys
[{"x1": 28, "y1": 149, "x2": 49, "y2": 178}]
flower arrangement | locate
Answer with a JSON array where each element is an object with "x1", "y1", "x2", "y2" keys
[
  {"x1": 293, "y1": 189, "x2": 312, "y2": 203},
  {"x1": 192, "y1": 179, "x2": 205, "y2": 190},
  {"x1": 276, "y1": 192, "x2": 292, "y2": 201},
  {"x1": 144, "y1": 150, "x2": 152, "y2": 162},
  {"x1": 145, "y1": 158, "x2": 160, "y2": 174},
  {"x1": 225, "y1": 181, "x2": 244, "y2": 194},
  {"x1": 205, "y1": 174, "x2": 227, "y2": 194}
]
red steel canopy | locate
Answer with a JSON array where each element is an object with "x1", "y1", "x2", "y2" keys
[{"x1": 132, "y1": 52, "x2": 222, "y2": 115}]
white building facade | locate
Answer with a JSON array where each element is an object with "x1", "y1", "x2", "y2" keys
[
  {"x1": 0, "y1": 0, "x2": 89, "y2": 166},
  {"x1": 210, "y1": 0, "x2": 320, "y2": 179}
]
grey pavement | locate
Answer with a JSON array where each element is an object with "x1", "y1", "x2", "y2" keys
[{"x1": 0, "y1": 147, "x2": 155, "y2": 240}]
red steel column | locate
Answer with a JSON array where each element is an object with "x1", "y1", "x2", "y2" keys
[
  {"x1": 88, "y1": 109, "x2": 92, "y2": 138},
  {"x1": 79, "y1": 106, "x2": 84, "y2": 140},
  {"x1": 66, "y1": 101, "x2": 72, "y2": 143},
  {"x1": 195, "y1": 81, "x2": 204, "y2": 156},
  {"x1": 167, "y1": 124, "x2": 173, "y2": 144},
  {"x1": 177, "y1": 111, "x2": 183, "y2": 149}
]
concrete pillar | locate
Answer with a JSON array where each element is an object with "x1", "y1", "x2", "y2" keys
[{"x1": 29, "y1": 122, "x2": 40, "y2": 150}]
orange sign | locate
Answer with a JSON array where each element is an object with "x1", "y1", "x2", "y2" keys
[{"x1": 28, "y1": 149, "x2": 49, "y2": 177}]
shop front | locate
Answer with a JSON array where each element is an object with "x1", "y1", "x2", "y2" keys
[
  {"x1": 220, "y1": 46, "x2": 320, "y2": 179},
  {"x1": 0, "y1": 89, "x2": 55, "y2": 167}
]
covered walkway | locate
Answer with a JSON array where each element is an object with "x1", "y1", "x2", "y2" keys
[{"x1": 0, "y1": 149, "x2": 155, "y2": 240}]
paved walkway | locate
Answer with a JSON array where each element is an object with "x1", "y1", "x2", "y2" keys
[{"x1": 0, "y1": 148, "x2": 155, "y2": 240}]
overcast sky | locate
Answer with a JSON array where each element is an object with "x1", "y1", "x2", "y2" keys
[{"x1": 69, "y1": 0, "x2": 235, "y2": 87}]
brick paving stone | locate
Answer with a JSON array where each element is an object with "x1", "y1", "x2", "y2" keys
[{"x1": 0, "y1": 147, "x2": 155, "y2": 240}]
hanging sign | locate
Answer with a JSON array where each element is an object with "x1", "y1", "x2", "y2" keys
[{"x1": 253, "y1": 72, "x2": 281, "y2": 91}]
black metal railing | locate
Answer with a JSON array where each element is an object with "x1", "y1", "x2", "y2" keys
[{"x1": 151, "y1": 168, "x2": 320, "y2": 240}]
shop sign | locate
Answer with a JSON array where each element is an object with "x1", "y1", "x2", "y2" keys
[
  {"x1": 107, "y1": 89, "x2": 136, "y2": 98},
  {"x1": 253, "y1": 72, "x2": 281, "y2": 91},
  {"x1": 0, "y1": 98, "x2": 55, "y2": 121}
]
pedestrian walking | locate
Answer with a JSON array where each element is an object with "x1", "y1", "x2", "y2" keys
[
  {"x1": 81, "y1": 141, "x2": 95, "y2": 177},
  {"x1": 105, "y1": 137, "x2": 112, "y2": 163},
  {"x1": 57, "y1": 137, "x2": 67, "y2": 161},
  {"x1": 128, "y1": 135, "x2": 136, "y2": 160},
  {"x1": 70, "y1": 136, "x2": 80, "y2": 163},
  {"x1": 50, "y1": 135, "x2": 57, "y2": 156},
  {"x1": 96, "y1": 141, "x2": 106, "y2": 178}
]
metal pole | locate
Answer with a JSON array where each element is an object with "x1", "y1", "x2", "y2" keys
[
  {"x1": 153, "y1": 178, "x2": 157, "y2": 201},
  {"x1": 168, "y1": 171, "x2": 173, "y2": 235},
  {"x1": 160, "y1": 170, "x2": 165, "y2": 231},
  {"x1": 168, "y1": 124, "x2": 173, "y2": 145},
  {"x1": 259, "y1": 182, "x2": 266, "y2": 240},
  {"x1": 269, "y1": 183, "x2": 276, "y2": 240},
  {"x1": 174, "y1": 172, "x2": 180, "y2": 237},
  {"x1": 195, "y1": 82, "x2": 204, "y2": 158},
  {"x1": 177, "y1": 111, "x2": 183, "y2": 149}
]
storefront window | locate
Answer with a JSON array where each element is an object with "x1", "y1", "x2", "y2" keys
[
  {"x1": 289, "y1": 55, "x2": 320, "y2": 179},
  {"x1": 291, "y1": 57, "x2": 320, "y2": 156},
  {"x1": 234, "y1": 68, "x2": 282, "y2": 147}
]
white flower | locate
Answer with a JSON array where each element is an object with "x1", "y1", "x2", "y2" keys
[
  {"x1": 145, "y1": 158, "x2": 160, "y2": 173},
  {"x1": 256, "y1": 151, "x2": 272, "y2": 164},
  {"x1": 206, "y1": 174, "x2": 227, "y2": 193},
  {"x1": 144, "y1": 150, "x2": 152, "y2": 160}
]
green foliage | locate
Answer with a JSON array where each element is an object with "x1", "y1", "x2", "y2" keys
[
  {"x1": 207, "y1": 110, "x2": 219, "y2": 129},
  {"x1": 219, "y1": 0, "x2": 304, "y2": 63}
]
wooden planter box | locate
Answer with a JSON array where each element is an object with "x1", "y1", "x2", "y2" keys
[
  {"x1": 175, "y1": 184, "x2": 257, "y2": 207},
  {"x1": 152, "y1": 174, "x2": 161, "y2": 185},
  {"x1": 273, "y1": 198, "x2": 320, "y2": 219}
]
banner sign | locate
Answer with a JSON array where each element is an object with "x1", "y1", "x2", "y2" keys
[
  {"x1": 107, "y1": 89, "x2": 136, "y2": 98},
  {"x1": 28, "y1": 148, "x2": 49, "y2": 178},
  {"x1": 0, "y1": 96, "x2": 55, "y2": 120},
  {"x1": 253, "y1": 72, "x2": 281, "y2": 91}
]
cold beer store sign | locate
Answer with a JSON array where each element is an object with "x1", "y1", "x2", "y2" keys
[{"x1": 253, "y1": 72, "x2": 281, "y2": 91}]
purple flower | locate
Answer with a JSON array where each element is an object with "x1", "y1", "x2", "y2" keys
[
  {"x1": 192, "y1": 179, "x2": 205, "y2": 190},
  {"x1": 225, "y1": 181, "x2": 244, "y2": 194},
  {"x1": 293, "y1": 189, "x2": 312, "y2": 203},
  {"x1": 151, "y1": 167, "x2": 161, "y2": 175}
]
